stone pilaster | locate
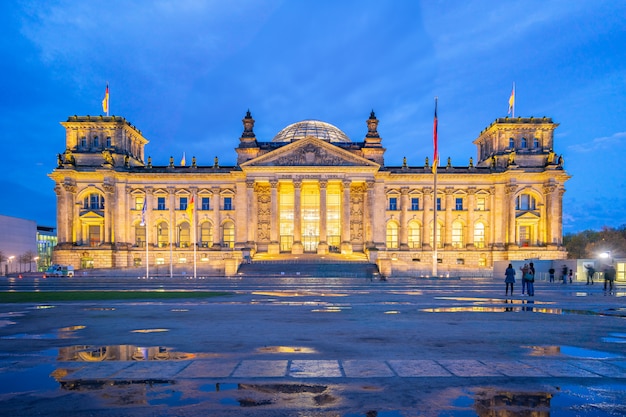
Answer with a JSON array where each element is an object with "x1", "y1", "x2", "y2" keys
[
  {"x1": 269, "y1": 180, "x2": 281, "y2": 254},
  {"x1": 317, "y1": 179, "x2": 329, "y2": 254},
  {"x1": 341, "y1": 179, "x2": 352, "y2": 254},
  {"x1": 291, "y1": 179, "x2": 303, "y2": 254},
  {"x1": 399, "y1": 187, "x2": 409, "y2": 249}
]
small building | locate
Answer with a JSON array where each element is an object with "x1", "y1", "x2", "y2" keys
[{"x1": 0, "y1": 214, "x2": 38, "y2": 275}]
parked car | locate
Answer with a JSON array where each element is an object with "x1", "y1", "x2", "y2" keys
[{"x1": 45, "y1": 264, "x2": 74, "y2": 277}]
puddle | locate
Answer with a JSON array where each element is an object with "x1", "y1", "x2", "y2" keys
[
  {"x1": 602, "y1": 332, "x2": 626, "y2": 343},
  {"x1": 384, "y1": 311, "x2": 400, "y2": 314},
  {"x1": 524, "y1": 345, "x2": 624, "y2": 359},
  {"x1": 0, "y1": 320, "x2": 17, "y2": 328},
  {"x1": 131, "y1": 328, "x2": 169, "y2": 333},
  {"x1": 83, "y1": 307, "x2": 116, "y2": 311},
  {"x1": 0, "y1": 364, "x2": 58, "y2": 394},
  {"x1": 252, "y1": 291, "x2": 348, "y2": 297},
  {"x1": 421, "y1": 304, "x2": 626, "y2": 317},
  {"x1": 2, "y1": 325, "x2": 86, "y2": 340},
  {"x1": 200, "y1": 383, "x2": 239, "y2": 392},
  {"x1": 257, "y1": 346, "x2": 317, "y2": 354},
  {"x1": 58, "y1": 345, "x2": 197, "y2": 361}
]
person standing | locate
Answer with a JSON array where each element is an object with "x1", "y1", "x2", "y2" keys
[
  {"x1": 505, "y1": 263, "x2": 516, "y2": 296},
  {"x1": 604, "y1": 265, "x2": 616, "y2": 292},
  {"x1": 527, "y1": 262, "x2": 535, "y2": 296},
  {"x1": 549, "y1": 267, "x2": 555, "y2": 282},
  {"x1": 561, "y1": 265, "x2": 568, "y2": 284},
  {"x1": 585, "y1": 264, "x2": 595, "y2": 285},
  {"x1": 520, "y1": 263, "x2": 530, "y2": 295},
  {"x1": 568, "y1": 268, "x2": 574, "y2": 283}
]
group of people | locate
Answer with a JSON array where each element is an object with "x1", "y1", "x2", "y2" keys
[
  {"x1": 504, "y1": 262, "x2": 535, "y2": 296},
  {"x1": 505, "y1": 262, "x2": 618, "y2": 295}
]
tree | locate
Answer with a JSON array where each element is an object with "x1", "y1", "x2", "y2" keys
[
  {"x1": 564, "y1": 226, "x2": 626, "y2": 259},
  {"x1": 19, "y1": 251, "x2": 38, "y2": 273}
]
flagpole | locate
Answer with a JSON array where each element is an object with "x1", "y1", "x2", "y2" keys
[
  {"x1": 432, "y1": 97, "x2": 438, "y2": 277},
  {"x1": 145, "y1": 218, "x2": 149, "y2": 279}
]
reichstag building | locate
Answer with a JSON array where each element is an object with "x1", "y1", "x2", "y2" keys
[{"x1": 49, "y1": 110, "x2": 569, "y2": 276}]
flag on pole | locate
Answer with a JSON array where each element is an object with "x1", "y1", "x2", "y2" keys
[
  {"x1": 507, "y1": 83, "x2": 515, "y2": 116},
  {"x1": 140, "y1": 198, "x2": 147, "y2": 226},
  {"x1": 432, "y1": 98, "x2": 438, "y2": 175},
  {"x1": 102, "y1": 83, "x2": 109, "y2": 115},
  {"x1": 186, "y1": 195, "x2": 194, "y2": 219},
  {"x1": 181, "y1": 152, "x2": 186, "y2": 166}
]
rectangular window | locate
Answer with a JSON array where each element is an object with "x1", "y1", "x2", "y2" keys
[
  {"x1": 201, "y1": 197, "x2": 210, "y2": 210},
  {"x1": 179, "y1": 197, "x2": 188, "y2": 211},
  {"x1": 134, "y1": 197, "x2": 144, "y2": 211},
  {"x1": 106, "y1": 137, "x2": 112, "y2": 148},
  {"x1": 224, "y1": 197, "x2": 233, "y2": 210},
  {"x1": 80, "y1": 137, "x2": 87, "y2": 148},
  {"x1": 411, "y1": 197, "x2": 419, "y2": 211},
  {"x1": 436, "y1": 197, "x2": 442, "y2": 211},
  {"x1": 455, "y1": 198, "x2": 463, "y2": 211},
  {"x1": 476, "y1": 197, "x2": 486, "y2": 211},
  {"x1": 93, "y1": 136, "x2": 99, "y2": 148},
  {"x1": 157, "y1": 197, "x2": 166, "y2": 210},
  {"x1": 389, "y1": 197, "x2": 398, "y2": 211}
]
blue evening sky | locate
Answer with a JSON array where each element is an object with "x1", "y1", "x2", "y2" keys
[{"x1": 1, "y1": 0, "x2": 625, "y2": 234}]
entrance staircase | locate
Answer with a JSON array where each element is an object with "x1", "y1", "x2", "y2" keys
[{"x1": 236, "y1": 253, "x2": 379, "y2": 278}]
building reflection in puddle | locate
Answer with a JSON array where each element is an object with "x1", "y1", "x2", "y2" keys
[
  {"x1": 474, "y1": 388, "x2": 551, "y2": 417},
  {"x1": 58, "y1": 345, "x2": 196, "y2": 361}
]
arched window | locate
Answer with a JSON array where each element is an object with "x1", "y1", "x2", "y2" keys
[
  {"x1": 83, "y1": 193, "x2": 105, "y2": 210},
  {"x1": 474, "y1": 222, "x2": 485, "y2": 248},
  {"x1": 408, "y1": 221, "x2": 421, "y2": 249},
  {"x1": 430, "y1": 222, "x2": 443, "y2": 248},
  {"x1": 533, "y1": 137, "x2": 540, "y2": 148},
  {"x1": 516, "y1": 193, "x2": 537, "y2": 211},
  {"x1": 134, "y1": 223, "x2": 146, "y2": 247},
  {"x1": 521, "y1": 138, "x2": 527, "y2": 149},
  {"x1": 200, "y1": 222, "x2": 213, "y2": 247},
  {"x1": 509, "y1": 138, "x2": 515, "y2": 148},
  {"x1": 178, "y1": 222, "x2": 190, "y2": 248},
  {"x1": 451, "y1": 221, "x2": 463, "y2": 248},
  {"x1": 386, "y1": 222, "x2": 399, "y2": 249},
  {"x1": 222, "y1": 221, "x2": 235, "y2": 248},
  {"x1": 157, "y1": 222, "x2": 169, "y2": 248}
]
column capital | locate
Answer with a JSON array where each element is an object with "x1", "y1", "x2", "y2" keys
[
  {"x1": 293, "y1": 179, "x2": 302, "y2": 189},
  {"x1": 467, "y1": 187, "x2": 476, "y2": 195},
  {"x1": 400, "y1": 186, "x2": 409, "y2": 195},
  {"x1": 246, "y1": 179, "x2": 255, "y2": 189},
  {"x1": 270, "y1": 179, "x2": 279, "y2": 188},
  {"x1": 319, "y1": 179, "x2": 328, "y2": 189},
  {"x1": 505, "y1": 184, "x2": 518, "y2": 195}
]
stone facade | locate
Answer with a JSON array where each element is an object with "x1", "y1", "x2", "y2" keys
[{"x1": 49, "y1": 112, "x2": 569, "y2": 276}]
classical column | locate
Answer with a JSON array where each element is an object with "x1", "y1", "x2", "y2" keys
[
  {"x1": 399, "y1": 187, "x2": 409, "y2": 249},
  {"x1": 543, "y1": 183, "x2": 560, "y2": 248},
  {"x1": 340, "y1": 179, "x2": 352, "y2": 254},
  {"x1": 444, "y1": 187, "x2": 454, "y2": 249},
  {"x1": 492, "y1": 185, "x2": 505, "y2": 249},
  {"x1": 372, "y1": 181, "x2": 386, "y2": 248},
  {"x1": 291, "y1": 179, "x2": 303, "y2": 254},
  {"x1": 103, "y1": 183, "x2": 115, "y2": 245},
  {"x1": 212, "y1": 187, "x2": 221, "y2": 247},
  {"x1": 317, "y1": 179, "x2": 329, "y2": 254},
  {"x1": 268, "y1": 180, "x2": 280, "y2": 254},
  {"x1": 364, "y1": 180, "x2": 374, "y2": 246},
  {"x1": 506, "y1": 184, "x2": 518, "y2": 248},
  {"x1": 466, "y1": 187, "x2": 476, "y2": 248},
  {"x1": 422, "y1": 187, "x2": 432, "y2": 248},
  {"x1": 189, "y1": 186, "x2": 197, "y2": 247},
  {"x1": 144, "y1": 187, "x2": 153, "y2": 247},
  {"x1": 246, "y1": 179, "x2": 256, "y2": 246}
]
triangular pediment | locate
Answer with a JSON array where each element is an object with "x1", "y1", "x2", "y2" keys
[
  {"x1": 516, "y1": 211, "x2": 540, "y2": 220},
  {"x1": 241, "y1": 137, "x2": 380, "y2": 168},
  {"x1": 80, "y1": 211, "x2": 104, "y2": 220}
]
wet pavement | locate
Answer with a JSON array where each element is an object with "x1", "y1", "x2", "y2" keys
[{"x1": 0, "y1": 275, "x2": 625, "y2": 416}]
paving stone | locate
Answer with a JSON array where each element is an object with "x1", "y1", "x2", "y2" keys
[
  {"x1": 176, "y1": 360, "x2": 238, "y2": 378},
  {"x1": 437, "y1": 360, "x2": 503, "y2": 377},
  {"x1": 387, "y1": 360, "x2": 451, "y2": 377},
  {"x1": 572, "y1": 360, "x2": 626, "y2": 378},
  {"x1": 341, "y1": 360, "x2": 395, "y2": 378},
  {"x1": 111, "y1": 361, "x2": 191, "y2": 379},
  {"x1": 232, "y1": 360, "x2": 288, "y2": 377},
  {"x1": 479, "y1": 360, "x2": 550, "y2": 377},
  {"x1": 289, "y1": 360, "x2": 342, "y2": 378},
  {"x1": 519, "y1": 360, "x2": 600, "y2": 377},
  {"x1": 58, "y1": 362, "x2": 134, "y2": 381}
]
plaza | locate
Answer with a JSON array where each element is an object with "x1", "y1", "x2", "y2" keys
[{"x1": 0, "y1": 275, "x2": 624, "y2": 416}]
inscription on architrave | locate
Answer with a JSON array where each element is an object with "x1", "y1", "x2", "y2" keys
[
  {"x1": 350, "y1": 184, "x2": 365, "y2": 243},
  {"x1": 255, "y1": 184, "x2": 271, "y2": 242}
]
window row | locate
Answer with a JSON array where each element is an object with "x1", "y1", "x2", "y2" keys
[
  {"x1": 387, "y1": 197, "x2": 487, "y2": 211},
  {"x1": 134, "y1": 221, "x2": 235, "y2": 248},
  {"x1": 133, "y1": 196, "x2": 233, "y2": 211},
  {"x1": 385, "y1": 221, "x2": 487, "y2": 249}
]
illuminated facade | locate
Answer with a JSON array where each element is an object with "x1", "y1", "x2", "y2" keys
[{"x1": 49, "y1": 111, "x2": 569, "y2": 276}]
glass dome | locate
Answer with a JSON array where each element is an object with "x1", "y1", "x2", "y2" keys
[{"x1": 272, "y1": 120, "x2": 351, "y2": 143}]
